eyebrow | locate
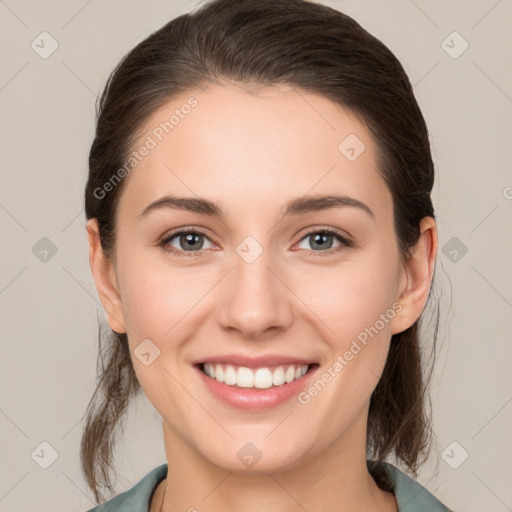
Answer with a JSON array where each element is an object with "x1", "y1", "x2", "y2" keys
[{"x1": 139, "y1": 193, "x2": 375, "y2": 219}]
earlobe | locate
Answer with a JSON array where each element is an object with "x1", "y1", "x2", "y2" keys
[
  {"x1": 390, "y1": 216, "x2": 438, "y2": 335},
  {"x1": 86, "y1": 218, "x2": 127, "y2": 334}
]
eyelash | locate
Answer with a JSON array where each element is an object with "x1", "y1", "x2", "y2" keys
[{"x1": 159, "y1": 226, "x2": 354, "y2": 258}]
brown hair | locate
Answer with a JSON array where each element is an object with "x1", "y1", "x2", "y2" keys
[{"x1": 82, "y1": 0, "x2": 441, "y2": 503}]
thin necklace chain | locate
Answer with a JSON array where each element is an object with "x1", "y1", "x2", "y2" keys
[
  {"x1": 160, "y1": 481, "x2": 168, "y2": 512},
  {"x1": 158, "y1": 478, "x2": 392, "y2": 511}
]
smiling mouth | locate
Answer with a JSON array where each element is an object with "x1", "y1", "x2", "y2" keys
[{"x1": 196, "y1": 362, "x2": 319, "y2": 390}]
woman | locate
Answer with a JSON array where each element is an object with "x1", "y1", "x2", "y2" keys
[{"x1": 82, "y1": 0, "x2": 452, "y2": 510}]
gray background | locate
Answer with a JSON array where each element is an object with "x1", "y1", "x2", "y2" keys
[{"x1": 1, "y1": 0, "x2": 511, "y2": 511}]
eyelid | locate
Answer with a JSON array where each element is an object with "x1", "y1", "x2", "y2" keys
[
  {"x1": 161, "y1": 225, "x2": 214, "y2": 242},
  {"x1": 160, "y1": 226, "x2": 218, "y2": 255},
  {"x1": 159, "y1": 225, "x2": 354, "y2": 256},
  {"x1": 292, "y1": 226, "x2": 354, "y2": 253},
  {"x1": 296, "y1": 225, "x2": 352, "y2": 243}
]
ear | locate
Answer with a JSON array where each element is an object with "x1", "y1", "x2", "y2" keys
[
  {"x1": 390, "y1": 216, "x2": 438, "y2": 335},
  {"x1": 86, "y1": 218, "x2": 127, "y2": 334}
]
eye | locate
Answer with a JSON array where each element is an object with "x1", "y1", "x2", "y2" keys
[
  {"x1": 160, "y1": 228, "x2": 216, "y2": 256},
  {"x1": 295, "y1": 228, "x2": 353, "y2": 255},
  {"x1": 159, "y1": 226, "x2": 353, "y2": 257}
]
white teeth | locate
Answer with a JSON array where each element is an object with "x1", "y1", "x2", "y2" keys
[
  {"x1": 215, "y1": 365, "x2": 225, "y2": 383},
  {"x1": 224, "y1": 365, "x2": 237, "y2": 385},
  {"x1": 237, "y1": 367, "x2": 254, "y2": 388},
  {"x1": 272, "y1": 366, "x2": 285, "y2": 386},
  {"x1": 202, "y1": 363, "x2": 310, "y2": 389},
  {"x1": 254, "y1": 368, "x2": 273, "y2": 389}
]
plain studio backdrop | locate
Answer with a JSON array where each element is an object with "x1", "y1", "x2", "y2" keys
[{"x1": 0, "y1": 1, "x2": 511, "y2": 511}]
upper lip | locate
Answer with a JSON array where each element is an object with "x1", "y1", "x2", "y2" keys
[{"x1": 193, "y1": 354, "x2": 318, "y2": 369}]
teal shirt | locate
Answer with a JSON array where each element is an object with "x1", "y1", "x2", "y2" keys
[{"x1": 86, "y1": 461, "x2": 453, "y2": 511}]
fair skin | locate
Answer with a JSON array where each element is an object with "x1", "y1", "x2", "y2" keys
[{"x1": 87, "y1": 82, "x2": 437, "y2": 512}]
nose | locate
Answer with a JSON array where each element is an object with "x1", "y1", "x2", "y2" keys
[{"x1": 216, "y1": 245, "x2": 294, "y2": 340}]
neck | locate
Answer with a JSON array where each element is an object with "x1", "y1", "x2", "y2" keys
[{"x1": 157, "y1": 417, "x2": 397, "y2": 512}]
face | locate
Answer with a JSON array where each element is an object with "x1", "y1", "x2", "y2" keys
[{"x1": 88, "y1": 82, "x2": 430, "y2": 473}]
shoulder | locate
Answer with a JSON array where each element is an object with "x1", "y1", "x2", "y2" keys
[
  {"x1": 371, "y1": 460, "x2": 454, "y2": 512},
  {"x1": 84, "y1": 464, "x2": 168, "y2": 512}
]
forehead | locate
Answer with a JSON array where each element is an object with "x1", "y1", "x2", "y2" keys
[{"x1": 117, "y1": 82, "x2": 392, "y2": 222}]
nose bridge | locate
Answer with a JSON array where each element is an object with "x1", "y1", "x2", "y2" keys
[{"x1": 216, "y1": 234, "x2": 292, "y2": 337}]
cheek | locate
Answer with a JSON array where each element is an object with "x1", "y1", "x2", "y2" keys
[
  {"x1": 124, "y1": 276, "x2": 202, "y2": 336},
  {"x1": 291, "y1": 255, "x2": 399, "y2": 402},
  {"x1": 115, "y1": 249, "x2": 206, "y2": 339},
  {"x1": 296, "y1": 258, "x2": 398, "y2": 344},
  {"x1": 118, "y1": 260, "x2": 209, "y2": 395}
]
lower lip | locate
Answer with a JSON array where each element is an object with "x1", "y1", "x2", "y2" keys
[{"x1": 195, "y1": 364, "x2": 319, "y2": 411}]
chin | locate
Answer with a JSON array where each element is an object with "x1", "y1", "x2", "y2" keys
[{"x1": 197, "y1": 438, "x2": 308, "y2": 474}]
